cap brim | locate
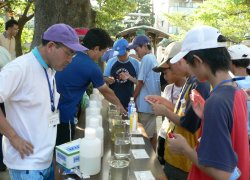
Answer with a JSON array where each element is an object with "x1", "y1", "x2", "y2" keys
[
  {"x1": 127, "y1": 44, "x2": 138, "y2": 50},
  {"x1": 170, "y1": 51, "x2": 189, "y2": 64},
  {"x1": 115, "y1": 49, "x2": 126, "y2": 56},
  {"x1": 64, "y1": 43, "x2": 88, "y2": 52},
  {"x1": 152, "y1": 66, "x2": 167, "y2": 73}
]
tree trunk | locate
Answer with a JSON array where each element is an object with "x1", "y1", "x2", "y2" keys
[{"x1": 32, "y1": 0, "x2": 96, "y2": 48}]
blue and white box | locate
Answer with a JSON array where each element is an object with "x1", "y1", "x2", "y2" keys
[{"x1": 56, "y1": 139, "x2": 80, "y2": 169}]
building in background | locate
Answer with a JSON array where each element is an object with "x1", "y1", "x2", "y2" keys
[{"x1": 154, "y1": 0, "x2": 204, "y2": 35}]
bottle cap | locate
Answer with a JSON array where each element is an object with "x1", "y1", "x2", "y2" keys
[
  {"x1": 85, "y1": 128, "x2": 96, "y2": 139},
  {"x1": 130, "y1": 97, "x2": 134, "y2": 101},
  {"x1": 93, "y1": 88, "x2": 99, "y2": 94}
]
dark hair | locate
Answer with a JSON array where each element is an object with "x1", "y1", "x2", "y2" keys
[
  {"x1": 42, "y1": 39, "x2": 50, "y2": 46},
  {"x1": 5, "y1": 19, "x2": 18, "y2": 30},
  {"x1": 231, "y1": 59, "x2": 250, "y2": 68},
  {"x1": 82, "y1": 28, "x2": 113, "y2": 50},
  {"x1": 184, "y1": 47, "x2": 231, "y2": 75},
  {"x1": 247, "y1": 68, "x2": 250, "y2": 76},
  {"x1": 138, "y1": 44, "x2": 152, "y2": 50}
]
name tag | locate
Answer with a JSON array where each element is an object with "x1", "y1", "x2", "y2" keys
[{"x1": 48, "y1": 110, "x2": 59, "y2": 127}]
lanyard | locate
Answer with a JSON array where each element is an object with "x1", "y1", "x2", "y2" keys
[
  {"x1": 44, "y1": 68, "x2": 55, "y2": 112},
  {"x1": 210, "y1": 77, "x2": 245, "y2": 94},
  {"x1": 170, "y1": 84, "x2": 174, "y2": 103},
  {"x1": 32, "y1": 47, "x2": 55, "y2": 112}
]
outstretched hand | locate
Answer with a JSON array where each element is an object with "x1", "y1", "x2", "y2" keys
[
  {"x1": 9, "y1": 134, "x2": 34, "y2": 159},
  {"x1": 168, "y1": 133, "x2": 189, "y2": 155},
  {"x1": 190, "y1": 89, "x2": 205, "y2": 119}
]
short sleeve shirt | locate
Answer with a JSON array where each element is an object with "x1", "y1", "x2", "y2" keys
[
  {"x1": 136, "y1": 53, "x2": 161, "y2": 113},
  {"x1": 56, "y1": 52, "x2": 104, "y2": 123}
]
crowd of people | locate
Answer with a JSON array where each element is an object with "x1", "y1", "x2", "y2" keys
[{"x1": 0, "y1": 19, "x2": 249, "y2": 180}]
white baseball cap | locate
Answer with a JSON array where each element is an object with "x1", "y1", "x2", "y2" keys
[
  {"x1": 170, "y1": 25, "x2": 227, "y2": 64},
  {"x1": 228, "y1": 44, "x2": 250, "y2": 60}
]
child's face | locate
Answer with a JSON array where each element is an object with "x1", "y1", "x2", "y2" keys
[{"x1": 163, "y1": 63, "x2": 181, "y2": 84}]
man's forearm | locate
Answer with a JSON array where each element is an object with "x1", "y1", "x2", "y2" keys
[
  {"x1": 166, "y1": 109, "x2": 181, "y2": 125},
  {"x1": 0, "y1": 109, "x2": 17, "y2": 141},
  {"x1": 133, "y1": 80, "x2": 143, "y2": 100}
]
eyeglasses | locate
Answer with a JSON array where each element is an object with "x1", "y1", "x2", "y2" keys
[{"x1": 54, "y1": 42, "x2": 76, "y2": 58}]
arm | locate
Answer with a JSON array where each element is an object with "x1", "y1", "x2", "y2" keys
[
  {"x1": 133, "y1": 80, "x2": 143, "y2": 100},
  {"x1": 103, "y1": 76, "x2": 115, "y2": 85},
  {"x1": 118, "y1": 72, "x2": 137, "y2": 84},
  {"x1": 0, "y1": 109, "x2": 33, "y2": 159},
  {"x1": 168, "y1": 134, "x2": 231, "y2": 180},
  {"x1": 98, "y1": 84, "x2": 126, "y2": 113}
]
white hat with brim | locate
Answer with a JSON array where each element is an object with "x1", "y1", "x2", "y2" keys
[{"x1": 170, "y1": 25, "x2": 227, "y2": 64}]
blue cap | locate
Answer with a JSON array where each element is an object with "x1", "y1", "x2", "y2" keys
[
  {"x1": 113, "y1": 39, "x2": 129, "y2": 56},
  {"x1": 128, "y1": 35, "x2": 150, "y2": 49},
  {"x1": 101, "y1": 49, "x2": 116, "y2": 62}
]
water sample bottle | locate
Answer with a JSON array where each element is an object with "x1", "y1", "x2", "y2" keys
[{"x1": 80, "y1": 128, "x2": 101, "y2": 175}]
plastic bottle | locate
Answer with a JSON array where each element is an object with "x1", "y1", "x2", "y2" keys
[
  {"x1": 86, "y1": 108, "x2": 102, "y2": 127},
  {"x1": 88, "y1": 117, "x2": 104, "y2": 157},
  {"x1": 128, "y1": 97, "x2": 135, "y2": 118},
  {"x1": 130, "y1": 107, "x2": 138, "y2": 133},
  {"x1": 85, "y1": 100, "x2": 101, "y2": 119},
  {"x1": 80, "y1": 128, "x2": 101, "y2": 175}
]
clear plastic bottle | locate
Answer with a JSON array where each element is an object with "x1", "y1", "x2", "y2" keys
[
  {"x1": 80, "y1": 128, "x2": 101, "y2": 175},
  {"x1": 128, "y1": 97, "x2": 135, "y2": 118},
  {"x1": 130, "y1": 107, "x2": 138, "y2": 133}
]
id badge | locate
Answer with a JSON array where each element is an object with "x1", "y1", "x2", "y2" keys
[{"x1": 48, "y1": 110, "x2": 59, "y2": 127}]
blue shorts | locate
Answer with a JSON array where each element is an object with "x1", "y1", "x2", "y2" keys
[{"x1": 9, "y1": 163, "x2": 54, "y2": 180}]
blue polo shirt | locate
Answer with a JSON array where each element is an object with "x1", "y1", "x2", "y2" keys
[{"x1": 56, "y1": 52, "x2": 104, "y2": 123}]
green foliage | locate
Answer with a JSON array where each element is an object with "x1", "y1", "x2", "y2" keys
[
  {"x1": 126, "y1": 0, "x2": 154, "y2": 28},
  {"x1": 165, "y1": 0, "x2": 250, "y2": 43},
  {"x1": 21, "y1": 25, "x2": 33, "y2": 53},
  {"x1": 95, "y1": 0, "x2": 136, "y2": 37}
]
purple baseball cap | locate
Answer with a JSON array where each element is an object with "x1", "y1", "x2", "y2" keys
[
  {"x1": 43, "y1": 23, "x2": 88, "y2": 52},
  {"x1": 128, "y1": 35, "x2": 151, "y2": 49}
]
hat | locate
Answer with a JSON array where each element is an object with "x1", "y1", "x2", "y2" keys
[
  {"x1": 101, "y1": 49, "x2": 116, "y2": 62},
  {"x1": 128, "y1": 35, "x2": 150, "y2": 49},
  {"x1": 170, "y1": 25, "x2": 227, "y2": 64},
  {"x1": 113, "y1": 39, "x2": 128, "y2": 56},
  {"x1": 74, "y1": 28, "x2": 89, "y2": 40},
  {"x1": 228, "y1": 44, "x2": 250, "y2": 60},
  {"x1": 43, "y1": 23, "x2": 88, "y2": 52},
  {"x1": 153, "y1": 42, "x2": 182, "y2": 72}
]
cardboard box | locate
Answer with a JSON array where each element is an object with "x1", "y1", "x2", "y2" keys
[{"x1": 56, "y1": 139, "x2": 80, "y2": 169}]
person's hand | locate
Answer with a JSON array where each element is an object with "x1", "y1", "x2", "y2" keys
[
  {"x1": 145, "y1": 95, "x2": 165, "y2": 104},
  {"x1": 190, "y1": 89, "x2": 205, "y2": 119},
  {"x1": 116, "y1": 104, "x2": 127, "y2": 115},
  {"x1": 151, "y1": 103, "x2": 168, "y2": 116},
  {"x1": 119, "y1": 72, "x2": 130, "y2": 81},
  {"x1": 9, "y1": 134, "x2": 34, "y2": 159},
  {"x1": 168, "y1": 133, "x2": 189, "y2": 155},
  {"x1": 105, "y1": 77, "x2": 115, "y2": 85}
]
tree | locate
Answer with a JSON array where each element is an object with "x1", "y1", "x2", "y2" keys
[
  {"x1": 0, "y1": 0, "x2": 34, "y2": 56},
  {"x1": 165, "y1": 0, "x2": 250, "y2": 42},
  {"x1": 125, "y1": 0, "x2": 154, "y2": 28},
  {"x1": 94, "y1": 0, "x2": 136, "y2": 37},
  {"x1": 32, "y1": 0, "x2": 95, "y2": 48}
]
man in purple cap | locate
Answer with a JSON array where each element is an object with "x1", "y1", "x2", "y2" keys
[
  {"x1": 0, "y1": 23, "x2": 85, "y2": 179},
  {"x1": 128, "y1": 35, "x2": 161, "y2": 149}
]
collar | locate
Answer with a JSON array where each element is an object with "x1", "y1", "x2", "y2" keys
[{"x1": 32, "y1": 47, "x2": 49, "y2": 69}]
